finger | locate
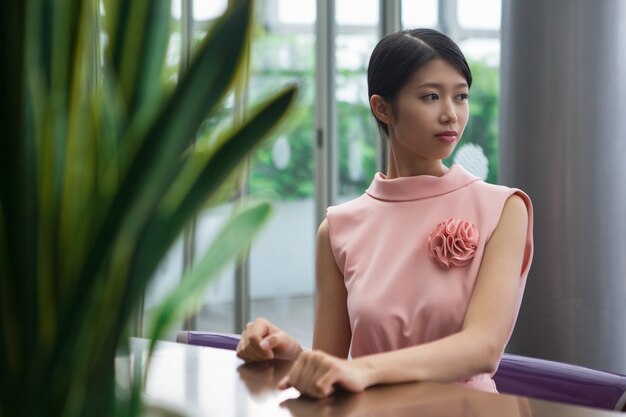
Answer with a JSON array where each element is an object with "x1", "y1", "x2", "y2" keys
[
  {"x1": 315, "y1": 369, "x2": 338, "y2": 397},
  {"x1": 259, "y1": 335, "x2": 272, "y2": 350},
  {"x1": 298, "y1": 354, "x2": 320, "y2": 396},
  {"x1": 239, "y1": 344, "x2": 272, "y2": 362},
  {"x1": 303, "y1": 353, "x2": 332, "y2": 397},
  {"x1": 259, "y1": 333, "x2": 283, "y2": 353},
  {"x1": 237, "y1": 338, "x2": 272, "y2": 362},
  {"x1": 242, "y1": 333, "x2": 274, "y2": 360},
  {"x1": 297, "y1": 352, "x2": 330, "y2": 398},
  {"x1": 246, "y1": 319, "x2": 271, "y2": 342},
  {"x1": 236, "y1": 331, "x2": 248, "y2": 354},
  {"x1": 278, "y1": 375, "x2": 291, "y2": 390},
  {"x1": 252, "y1": 336, "x2": 275, "y2": 360},
  {"x1": 284, "y1": 354, "x2": 306, "y2": 391}
]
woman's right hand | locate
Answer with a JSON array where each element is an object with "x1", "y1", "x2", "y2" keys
[{"x1": 236, "y1": 318, "x2": 303, "y2": 362}]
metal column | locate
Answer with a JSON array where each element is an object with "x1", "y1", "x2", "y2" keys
[
  {"x1": 500, "y1": 0, "x2": 626, "y2": 373},
  {"x1": 314, "y1": 0, "x2": 337, "y2": 227},
  {"x1": 233, "y1": 11, "x2": 252, "y2": 334},
  {"x1": 377, "y1": 0, "x2": 401, "y2": 174},
  {"x1": 181, "y1": 0, "x2": 198, "y2": 331}
]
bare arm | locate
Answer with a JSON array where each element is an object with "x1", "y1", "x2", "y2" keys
[
  {"x1": 357, "y1": 194, "x2": 529, "y2": 385},
  {"x1": 312, "y1": 219, "x2": 352, "y2": 357},
  {"x1": 236, "y1": 218, "x2": 351, "y2": 362}
]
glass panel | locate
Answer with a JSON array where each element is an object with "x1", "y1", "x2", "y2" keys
[
  {"x1": 144, "y1": 241, "x2": 185, "y2": 339},
  {"x1": 184, "y1": 0, "x2": 316, "y2": 344},
  {"x1": 246, "y1": 2, "x2": 317, "y2": 347},
  {"x1": 336, "y1": 0, "x2": 378, "y2": 26},
  {"x1": 194, "y1": 204, "x2": 236, "y2": 334},
  {"x1": 171, "y1": 0, "x2": 228, "y2": 21},
  {"x1": 336, "y1": 1, "x2": 379, "y2": 203},
  {"x1": 163, "y1": 28, "x2": 181, "y2": 85},
  {"x1": 458, "y1": 0, "x2": 501, "y2": 30},
  {"x1": 458, "y1": 37, "x2": 500, "y2": 66},
  {"x1": 279, "y1": 0, "x2": 316, "y2": 24},
  {"x1": 189, "y1": 0, "x2": 237, "y2": 334},
  {"x1": 193, "y1": 0, "x2": 227, "y2": 21},
  {"x1": 402, "y1": 0, "x2": 438, "y2": 29}
]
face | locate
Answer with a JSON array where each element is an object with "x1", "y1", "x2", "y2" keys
[{"x1": 375, "y1": 58, "x2": 470, "y2": 161}]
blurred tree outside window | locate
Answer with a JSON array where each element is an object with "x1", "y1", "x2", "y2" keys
[
  {"x1": 248, "y1": 32, "x2": 316, "y2": 201},
  {"x1": 247, "y1": 55, "x2": 501, "y2": 198}
]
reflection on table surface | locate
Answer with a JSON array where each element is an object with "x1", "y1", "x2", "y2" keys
[{"x1": 122, "y1": 338, "x2": 623, "y2": 417}]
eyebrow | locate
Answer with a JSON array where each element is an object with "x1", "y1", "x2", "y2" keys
[{"x1": 415, "y1": 82, "x2": 468, "y2": 89}]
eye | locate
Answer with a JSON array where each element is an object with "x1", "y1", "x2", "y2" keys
[
  {"x1": 456, "y1": 93, "x2": 469, "y2": 101},
  {"x1": 421, "y1": 93, "x2": 439, "y2": 102}
]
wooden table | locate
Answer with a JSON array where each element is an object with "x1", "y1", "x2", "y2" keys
[{"x1": 124, "y1": 338, "x2": 624, "y2": 417}]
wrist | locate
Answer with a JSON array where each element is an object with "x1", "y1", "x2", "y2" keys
[
  {"x1": 292, "y1": 343, "x2": 304, "y2": 360},
  {"x1": 282, "y1": 339, "x2": 303, "y2": 361},
  {"x1": 353, "y1": 355, "x2": 378, "y2": 388}
]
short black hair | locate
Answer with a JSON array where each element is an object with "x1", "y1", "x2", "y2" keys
[{"x1": 367, "y1": 28, "x2": 472, "y2": 136}]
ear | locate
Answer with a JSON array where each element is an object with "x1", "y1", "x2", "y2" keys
[{"x1": 370, "y1": 94, "x2": 393, "y2": 125}]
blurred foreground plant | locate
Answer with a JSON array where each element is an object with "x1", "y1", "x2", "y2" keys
[{"x1": 0, "y1": 0, "x2": 297, "y2": 416}]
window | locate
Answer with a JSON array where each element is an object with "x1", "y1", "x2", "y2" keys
[
  {"x1": 402, "y1": 0, "x2": 438, "y2": 29},
  {"x1": 142, "y1": 0, "x2": 504, "y2": 345}
]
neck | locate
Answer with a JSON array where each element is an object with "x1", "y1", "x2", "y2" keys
[{"x1": 385, "y1": 141, "x2": 449, "y2": 179}]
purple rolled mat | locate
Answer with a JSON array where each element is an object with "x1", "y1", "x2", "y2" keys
[{"x1": 176, "y1": 331, "x2": 241, "y2": 351}]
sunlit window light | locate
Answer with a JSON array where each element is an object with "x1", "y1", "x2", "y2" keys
[
  {"x1": 171, "y1": 0, "x2": 228, "y2": 21},
  {"x1": 402, "y1": 0, "x2": 438, "y2": 29},
  {"x1": 336, "y1": 0, "x2": 378, "y2": 26},
  {"x1": 458, "y1": 0, "x2": 500, "y2": 30},
  {"x1": 278, "y1": 0, "x2": 316, "y2": 24}
]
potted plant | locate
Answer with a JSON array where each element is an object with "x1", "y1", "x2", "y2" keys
[{"x1": 0, "y1": 0, "x2": 297, "y2": 415}]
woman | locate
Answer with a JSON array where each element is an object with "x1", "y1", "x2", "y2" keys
[{"x1": 236, "y1": 28, "x2": 534, "y2": 398}]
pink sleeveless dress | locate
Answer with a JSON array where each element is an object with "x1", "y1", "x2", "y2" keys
[{"x1": 325, "y1": 164, "x2": 534, "y2": 392}]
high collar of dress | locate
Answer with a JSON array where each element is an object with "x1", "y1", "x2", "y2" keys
[{"x1": 365, "y1": 164, "x2": 481, "y2": 202}]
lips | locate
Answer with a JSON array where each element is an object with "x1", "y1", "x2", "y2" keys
[{"x1": 435, "y1": 131, "x2": 458, "y2": 143}]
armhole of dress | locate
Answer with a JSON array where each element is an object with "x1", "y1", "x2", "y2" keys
[
  {"x1": 487, "y1": 189, "x2": 534, "y2": 280},
  {"x1": 513, "y1": 190, "x2": 534, "y2": 278},
  {"x1": 325, "y1": 207, "x2": 345, "y2": 277}
]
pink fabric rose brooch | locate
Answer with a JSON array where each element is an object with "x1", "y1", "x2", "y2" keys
[{"x1": 427, "y1": 218, "x2": 479, "y2": 269}]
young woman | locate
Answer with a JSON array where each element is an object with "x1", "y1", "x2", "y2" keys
[{"x1": 236, "y1": 28, "x2": 534, "y2": 398}]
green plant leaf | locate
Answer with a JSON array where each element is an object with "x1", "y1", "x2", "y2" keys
[
  {"x1": 120, "y1": 85, "x2": 297, "y2": 327},
  {"x1": 70, "y1": 0, "x2": 254, "y2": 306},
  {"x1": 0, "y1": 0, "x2": 301, "y2": 415},
  {"x1": 105, "y1": 0, "x2": 170, "y2": 118},
  {"x1": 167, "y1": 85, "x2": 298, "y2": 226},
  {"x1": 145, "y1": 201, "x2": 273, "y2": 359},
  {"x1": 0, "y1": 2, "x2": 28, "y2": 382},
  {"x1": 96, "y1": 86, "x2": 297, "y2": 385},
  {"x1": 53, "y1": 0, "x2": 254, "y2": 367}
]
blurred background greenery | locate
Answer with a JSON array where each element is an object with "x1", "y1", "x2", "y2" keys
[{"x1": 247, "y1": 36, "x2": 499, "y2": 200}]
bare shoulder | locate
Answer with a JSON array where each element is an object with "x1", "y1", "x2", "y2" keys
[
  {"x1": 318, "y1": 218, "x2": 330, "y2": 236},
  {"x1": 499, "y1": 193, "x2": 528, "y2": 229},
  {"x1": 491, "y1": 193, "x2": 528, "y2": 243},
  {"x1": 317, "y1": 218, "x2": 332, "y2": 249}
]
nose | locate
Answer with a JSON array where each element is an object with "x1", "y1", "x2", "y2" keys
[{"x1": 439, "y1": 100, "x2": 458, "y2": 125}]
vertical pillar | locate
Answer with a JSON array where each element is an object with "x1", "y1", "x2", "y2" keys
[
  {"x1": 377, "y1": 0, "x2": 401, "y2": 174},
  {"x1": 315, "y1": 0, "x2": 337, "y2": 226},
  {"x1": 181, "y1": 0, "x2": 197, "y2": 332},
  {"x1": 500, "y1": 0, "x2": 626, "y2": 372}
]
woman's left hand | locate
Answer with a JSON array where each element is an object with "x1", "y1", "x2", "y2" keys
[{"x1": 278, "y1": 350, "x2": 371, "y2": 398}]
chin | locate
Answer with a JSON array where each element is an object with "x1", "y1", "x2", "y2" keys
[
  {"x1": 443, "y1": 143, "x2": 459, "y2": 157},
  {"x1": 435, "y1": 149, "x2": 455, "y2": 160}
]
